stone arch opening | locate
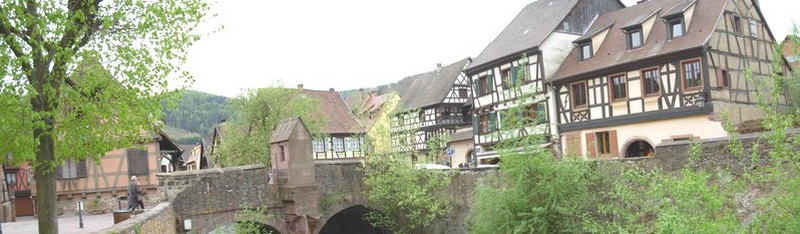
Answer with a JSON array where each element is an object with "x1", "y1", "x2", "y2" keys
[
  {"x1": 464, "y1": 149, "x2": 473, "y2": 167},
  {"x1": 623, "y1": 139, "x2": 654, "y2": 158},
  {"x1": 319, "y1": 205, "x2": 390, "y2": 234}
]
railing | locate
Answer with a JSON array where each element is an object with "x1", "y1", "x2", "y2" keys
[{"x1": 313, "y1": 150, "x2": 364, "y2": 160}]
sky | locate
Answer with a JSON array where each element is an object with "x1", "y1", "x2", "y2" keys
[{"x1": 184, "y1": 0, "x2": 800, "y2": 97}]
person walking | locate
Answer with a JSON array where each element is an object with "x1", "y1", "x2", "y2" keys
[{"x1": 128, "y1": 176, "x2": 143, "y2": 212}]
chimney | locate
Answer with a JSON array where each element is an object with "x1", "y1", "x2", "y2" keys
[
  {"x1": 297, "y1": 84, "x2": 304, "y2": 91},
  {"x1": 329, "y1": 88, "x2": 335, "y2": 92},
  {"x1": 437, "y1": 63, "x2": 442, "y2": 68}
]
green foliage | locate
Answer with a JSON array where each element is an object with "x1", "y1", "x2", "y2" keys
[
  {"x1": 216, "y1": 85, "x2": 326, "y2": 167},
  {"x1": 235, "y1": 206, "x2": 275, "y2": 234},
  {"x1": 363, "y1": 152, "x2": 452, "y2": 234},
  {"x1": 162, "y1": 90, "x2": 231, "y2": 139},
  {"x1": 469, "y1": 147, "x2": 594, "y2": 234},
  {"x1": 0, "y1": 0, "x2": 210, "y2": 232}
]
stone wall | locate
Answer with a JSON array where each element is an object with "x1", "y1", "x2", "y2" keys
[
  {"x1": 314, "y1": 160, "x2": 368, "y2": 219},
  {"x1": 96, "y1": 202, "x2": 176, "y2": 234},
  {"x1": 428, "y1": 168, "x2": 500, "y2": 234}
]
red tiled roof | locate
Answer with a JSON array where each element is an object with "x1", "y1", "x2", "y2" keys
[{"x1": 301, "y1": 89, "x2": 363, "y2": 134}]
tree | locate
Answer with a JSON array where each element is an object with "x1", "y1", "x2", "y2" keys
[
  {"x1": 216, "y1": 85, "x2": 326, "y2": 167},
  {"x1": 0, "y1": 1, "x2": 209, "y2": 232}
]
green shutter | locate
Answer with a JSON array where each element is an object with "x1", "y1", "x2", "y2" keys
[
  {"x1": 498, "y1": 111, "x2": 506, "y2": 129},
  {"x1": 511, "y1": 67, "x2": 519, "y2": 86},
  {"x1": 537, "y1": 102, "x2": 547, "y2": 124},
  {"x1": 472, "y1": 116, "x2": 479, "y2": 135},
  {"x1": 474, "y1": 79, "x2": 481, "y2": 95},
  {"x1": 487, "y1": 75, "x2": 494, "y2": 92},
  {"x1": 489, "y1": 112, "x2": 497, "y2": 132}
]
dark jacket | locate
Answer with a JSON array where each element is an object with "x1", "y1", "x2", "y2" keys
[{"x1": 128, "y1": 182, "x2": 138, "y2": 205}]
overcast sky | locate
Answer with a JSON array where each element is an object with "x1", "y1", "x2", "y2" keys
[{"x1": 184, "y1": 0, "x2": 800, "y2": 97}]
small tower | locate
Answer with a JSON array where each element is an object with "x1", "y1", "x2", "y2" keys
[{"x1": 269, "y1": 116, "x2": 315, "y2": 186}]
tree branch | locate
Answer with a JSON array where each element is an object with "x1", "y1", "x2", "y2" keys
[{"x1": 0, "y1": 5, "x2": 33, "y2": 74}]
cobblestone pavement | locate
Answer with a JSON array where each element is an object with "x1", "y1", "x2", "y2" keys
[{"x1": 1, "y1": 213, "x2": 115, "y2": 234}]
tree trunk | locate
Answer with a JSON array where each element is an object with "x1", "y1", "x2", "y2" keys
[{"x1": 34, "y1": 122, "x2": 58, "y2": 234}]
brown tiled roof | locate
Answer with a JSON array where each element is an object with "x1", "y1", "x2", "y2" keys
[
  {"x1": 391, "y1": 58, "x2": 470, "y2": 113},
  {"x1": 448, "y1": 127, "x2": 474, "y2": 142},
  {"x1": 301, "y1": 89, "x2": 363, "y2": 134},
  {"x1": 270, "y1": 116, "x2": 303, "y2": 143},
  {"x1": 467, "y1": 0, "x2": 581, "y2": 70},
  {"x1": 550, "y1": 0, "x2": 727, "y2": 82}
]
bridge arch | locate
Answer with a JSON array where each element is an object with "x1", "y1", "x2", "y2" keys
[
  {"x1": 319, "y1": 205, "x2": 389, "y2": 234},
  {"x1": 209, "y1": 220, "x2": 283, "y2": 234}
]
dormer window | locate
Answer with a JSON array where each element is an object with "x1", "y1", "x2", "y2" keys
[
  {"x1": 580, "y1": 42, "x2": 593, "y2": 60},
  {"x1": 627, "y1": 28, "x2": 643, "y2": 49},
  {"x1": 668, "y1": 17, "x2": 684, "y2": 39}
]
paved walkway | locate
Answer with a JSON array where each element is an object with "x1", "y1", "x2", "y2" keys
[{"x1": 2, "y1": 213, "x2": 115, "y2": 234}]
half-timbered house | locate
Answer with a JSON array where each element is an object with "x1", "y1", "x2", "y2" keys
[
  {"x1": 465, "y1": 0, "x2": 624, "y2": 166},
  {"x1": 299, "y1": 86, "x2": 365, "y2": 160},
  {"x1": 549, "y1": 0, "x2": 789, "y2": 159},
  {"x1": 782, "y1": 35, "x2": 800, "y2": 70},
  {"x1": 390, "y1": 58, "x2": 472, "y2": 158}
]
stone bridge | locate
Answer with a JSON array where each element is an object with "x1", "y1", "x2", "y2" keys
[{"x1": 98, "y1": 159, "x2": 380, "y2": 234}]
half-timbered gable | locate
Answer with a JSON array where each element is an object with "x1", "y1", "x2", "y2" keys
[
  {"x1": 390, "y1": 58, "x2": 472, "y2": 156},
  {"x1": 465, "y1": 0, "x2": 624, "y2": 166},
  {"x1": 549, "y1": 0, "x2": 789, "y2": 159},
  {"x1": 299, "y1": 88, "x2": 365, "y2": 160}
]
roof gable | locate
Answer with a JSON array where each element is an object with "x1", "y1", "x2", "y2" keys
[
  {"x1": 392, "y1": 58, "x2": 470, "y2": 112},
  {"x1": 468, "y1": 0, "x2": 581, "y2": 70},
  {"x1": 300, "y1": 89, "x2": 362, "y2": 134},
  {"x1": 270, "y1": 117, "x2": 309, "y2": 143}
]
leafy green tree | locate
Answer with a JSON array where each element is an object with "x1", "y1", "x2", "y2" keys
[
  {"x1": 363, "y1": 109, "x2": 452, "y2": 234},
  {"x1": 216, "y1": 85, "x2": 326, "y2": 167},
  {"x1": 0, "y1": 1, "x2": 209, "y2": 232}
]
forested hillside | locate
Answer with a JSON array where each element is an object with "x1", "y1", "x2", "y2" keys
[{"x1": 163, "y1": 90, "x2": 230, "y2": 144}]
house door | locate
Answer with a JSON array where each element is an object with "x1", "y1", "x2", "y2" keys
[{"x1": 14, "y1": 192, "x2": 34, "y2": 216}]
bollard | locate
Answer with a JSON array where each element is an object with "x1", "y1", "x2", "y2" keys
[{"x1": 77, "y1": 201, "x2": 84, "y2": 229}]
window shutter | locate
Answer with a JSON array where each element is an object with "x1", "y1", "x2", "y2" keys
[
  {"x1": 487, "y1": 75, "x2": 494, "y2": 92},
  {"x1": 537, "y1": 103, "x2": 547, "y2": 124},
  {"x1": 55, "y1": 165, "x2": 63, "y2": 179},
  {"x1": 511, "y1": 67, "x2": 519, "y2": 86},
  {"x1": 77, "y1": 159, "x2": 87, "y2": 178},
  {"x1": 498, "y1": 111, "x2": 506, "y2": 129},
  {"x1": 489, "y1": 112, "x2": 497, "y2": 132},
  {"x1": 472, "y1": 116, "x2": 479, "y2": 135},
  {"x1": 609, "y1": 130, "x2": 619, "y2": 157},
  {"x1": 474, "y1": 79, "x2": 481, "y2": 95},
  {"x1": 586, "y1": 133, "x2": 596, "y2": 159}
]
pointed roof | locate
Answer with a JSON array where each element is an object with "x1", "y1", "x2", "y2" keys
[
  {"x1": 391, "y1": 58, "x2": 470, "y2": 113},
  {"x1": 300, "y1": 89, "x2": 362, "y2": 134},
  {"x1": 467, "y1": 0, "x2": 582, "y2": 71},
  {"x1": 270, "y1": 117, "x2": 306, "y2": 143}
]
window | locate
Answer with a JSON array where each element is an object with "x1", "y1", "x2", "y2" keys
[
  {"x1": 345, "y1": 137, "x2": 361, "y2": 151},
  {"x1": 525, "y1": 103, "x2": 547, "y2": 124},
  {"x1": 681, "y1": 60, "x2": 702, "y2": 90},
  {"x1": 313, "y1": 138, "x2": 326, "y2": 152},
  {"x1": 610, "y1": 74, "x2": 627, "y2": 101},
  {"x1": 733, "y1": 15, "x2": 742, "y2": 34},
  {"x1": 5, "y1": 172, "x2": 16, "y2": 184},
  {"x1": 475, "y1": 74, "x2": 494, "y2": 95},
  {"x1": 127, "y1": 148, "x2": 149, "y2": 175},
  {"x1": 628, "y1": 28, "x2": 643, "y2": 49},
  {"x1": 479, "y1": 114, "x2": 490, "y2": 133},
  {"x1": 279, "y1": 146, "x2": 285, "y2": 162},
  {"x1": 332, "y1": 138, "x2": 345, "y2": 152},
  {"x1": 749, "y1": 20, "x2": 758, "y2": 37},
  {"x1": 668, "y1": 18, "x2": 684, "y2": 39},
  {"x1": 596, "y1": 132, "x2": 611, "y2": 155},
  {"x1": 718, "y1": 70, "x2": 730, "y2": 89},
  {"x1": 501, "y1": 68, "x2": 512, "y2": 87},
  {"x1": 571, "y1": 82, "x2": 588, "y2": 109},
  {"x1": 458, "y1": 88, "x2": 468, "y2": 98},
  {"x1": 580, "y1": 42, "x2": 593, "y2": 60},
  {"x1": 642, "y1": 69, "x2": 661, "y2": 95}
]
